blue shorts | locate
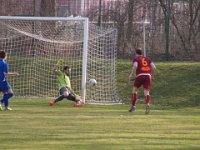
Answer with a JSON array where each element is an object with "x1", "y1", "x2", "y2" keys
[{"x1": 0, "y1": 80, "x2": 11, "y2": 92}]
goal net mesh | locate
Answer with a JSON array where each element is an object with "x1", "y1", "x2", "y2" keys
[{"x1": 0, "y1": 17, "x2": 119, "y2": 103}]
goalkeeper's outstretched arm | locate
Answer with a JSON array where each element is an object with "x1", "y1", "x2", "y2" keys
[
  {"x1": 53, "y1": 64, "x2": 60, "y2": 73},
  {"x1": 53, "y1": 59, "x2": 64, "y2": 73}
]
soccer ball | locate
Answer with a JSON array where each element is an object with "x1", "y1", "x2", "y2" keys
[{"x1": 88, "y1": 79, "x2": 97, "y2": 86}]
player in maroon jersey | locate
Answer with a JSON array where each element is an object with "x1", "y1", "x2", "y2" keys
[{"x1": 128, "y1": 48, "x2": 156, "y2": 114}]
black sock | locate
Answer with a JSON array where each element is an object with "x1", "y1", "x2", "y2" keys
[{"x1": 54, "y1": 95, "x2": 65, "y2": 103}]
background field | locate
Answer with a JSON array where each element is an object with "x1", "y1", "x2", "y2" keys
[
  {"x1": 0, "y1": 62, "x2": 200, "y2": 150},
  {"x1": 117, "y1": 61, "x2": 200, "y2": 107}
]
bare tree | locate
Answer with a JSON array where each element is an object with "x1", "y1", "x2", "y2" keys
[
  {"x1": 40, "y1": 0, "x2": 56, "y2": 16},
  {"x1": 159, "y1": 0, "x2": 200, "y2": 57},
  {"x1": 127, "y1": 0, "x2": 134, "y2": 44},
  {"x1": 109, "y1": 0, "x2": 128, "y2": 57}
]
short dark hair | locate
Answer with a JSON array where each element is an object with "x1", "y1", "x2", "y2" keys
[
  {"x1": 135, "y1": 48, "x2": 142, "y2": 55},
  {"x1": 63, "y1": 65, "x2": 71, "y2": 71},
  {"x1": 0, "y1": 51, "x2": 6, "y2": 59}
]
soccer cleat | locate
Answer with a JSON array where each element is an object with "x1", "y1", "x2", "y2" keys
[
  {"x1": 4, "y1": 107, "x2": 12, "y2": 111},
  {"x1": 73, "y1": 101, "x2": 84, "y2": 107},
  {"x1": 73, "y1": 103, "x2": 84, "y2": 107},
  {"x1": 145, "y1": 104, "x2": 151, "y2": 114},
  {"x1": 49, "y1": 101, "x2": 55, "y2": 106},
  {"x1": 0, "y1": 103, "x2": 3, "y2": 111},
  {"x1": 128, "y1": 105, "x2": 136, "y2": 112}
]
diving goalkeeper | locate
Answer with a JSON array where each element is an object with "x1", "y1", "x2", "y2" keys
[{"x1": 50, "y1": 61, "x2": 83, "y2": 107}]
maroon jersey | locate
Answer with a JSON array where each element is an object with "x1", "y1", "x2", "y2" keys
[{"x1": 133, "y1": 55, "x2": 152, "y2": 76}]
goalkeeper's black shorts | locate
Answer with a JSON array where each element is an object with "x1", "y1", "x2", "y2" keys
[{"x1": 59, "y1": 87, "x2": 76, "y2": 101}]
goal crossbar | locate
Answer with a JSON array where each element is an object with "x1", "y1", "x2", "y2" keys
[{"x1": 0, "y1": 16, "x2": 88, "y2": 21}]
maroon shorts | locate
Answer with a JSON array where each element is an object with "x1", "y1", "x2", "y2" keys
[{"x1": 134, "y1": 75, "x2": 152, "y2": 90}]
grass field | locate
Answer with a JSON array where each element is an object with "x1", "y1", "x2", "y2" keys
[
  {"x1": 0, "y1": 61, "x2": 200, "y2": 150},
  {"x1": 0, "y1": 99, "x2": 199, "y2": 150}
]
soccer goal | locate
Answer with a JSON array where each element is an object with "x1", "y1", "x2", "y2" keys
[{"x1": 0, "y1": 16, "x2": 119, "y2": 103}]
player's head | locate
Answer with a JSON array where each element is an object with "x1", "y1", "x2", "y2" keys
[
  {"x1": 0, "y1": 51, "x2": 7, "y2": 59},
  {"x1": 135, "y1": 48, "x2": 142, "y2": 55},
  {"x1": 63, "y1": 65, "x2": 71, "y2": 76}
]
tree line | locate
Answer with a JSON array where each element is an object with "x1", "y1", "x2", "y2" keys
[{"x1": 0, "y1": 0, "x2": 199, "y2": 60}]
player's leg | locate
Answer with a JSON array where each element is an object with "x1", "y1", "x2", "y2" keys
[
  {"x1": 144, "y1": 90, "x2": 151, "y2": 105},
  {"x1": 129, "y1": 76, "x2": 142, "y2": 112},
  {"x1": 74, "y1": 97, "x2": 84, "y2": 107},
  {"x1": 0, "y1": 103, "x2": 2, "y2": 110},
  {"x1": 129, "y1": 86, "x2": 138, "y2": 112},
  {"x1": 2, "y1": 90, "x2": 14, "y2": 110},
  {"x1": 65, "y1": 91, "x2": 84, "y2": 107},
  {"x1": 144, "y1": 90, "x2": 151, "y2": 114},
  {"x1": 143, "y1": 75, "x2": 152, "y2": 114},
  {"x1": 50, "y1": 87, "x2": 68, "y2": 106},
  {"x1": 1, "y1": 81, "x2": 14, "y2": 110},
  {"x1": 66, "y1": 92, "x2": 82, "y2": 103},
  {"x1": 0, "y1": 87, "x2": 3, "y2": 111},
  {"x1": 0, "y1": 96, "x2": 3, "y2": 111}
]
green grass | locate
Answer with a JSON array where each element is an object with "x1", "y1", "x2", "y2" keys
[
  {"x1": 0, "y1": 99, "x2": 200, "y2": 150},
  {"x1": 0, "y1": 61, "x2": 200, "y2": 149}
]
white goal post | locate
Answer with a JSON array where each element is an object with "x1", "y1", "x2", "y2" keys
[{"x1": 0, "y1": 16, "x2": 119, "y2": 103}]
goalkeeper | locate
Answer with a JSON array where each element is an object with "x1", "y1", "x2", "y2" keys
[{"x1": 50, "y1": 60, "x2": 83, "y2": 107}]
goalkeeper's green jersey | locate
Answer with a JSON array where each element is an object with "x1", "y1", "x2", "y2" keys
[{"x1": 57, "y1": 71, "x2": 71, "y2": 90}]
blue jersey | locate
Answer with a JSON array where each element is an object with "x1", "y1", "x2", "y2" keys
[
  {"x1": 0, "y1": 59, "x2": 11, "y2": 92},
  {"x1": 0, "y1": 59, "x2": 8, "y2": 82}
]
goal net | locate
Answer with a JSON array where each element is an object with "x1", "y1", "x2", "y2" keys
[{"x1": 0, "y1": 16, "x2": 119, "y2": 103}]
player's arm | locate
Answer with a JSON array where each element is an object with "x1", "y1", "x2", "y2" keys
[
  {"x1": 150, "y1": 62, "x2": 156, "y2": 79},
  {"x1": 4, "y1": 72, "x2": 19, "y2": 76},
  {"x1": 3, "y1": 63, "x2": 19, "y2": 76},
  {"x1": 53, "y1": 59, "x2": 64, "y2": 73},
  {"x1": 128, "y1": 62, "x2": 137, "y2": 82},
  {"x1": 53, "y1": 64, "x2": 60, "y2": 73}
]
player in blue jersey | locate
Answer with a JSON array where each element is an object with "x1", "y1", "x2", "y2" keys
[{"x1": 0, "y1": 51, "x2": 19, "y2": 111}]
